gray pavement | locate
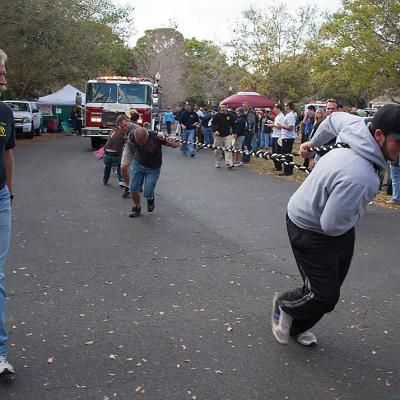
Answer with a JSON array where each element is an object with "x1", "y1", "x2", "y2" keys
[{"x1": 1, "y1": 135, "x2": 399, "y2": 399}]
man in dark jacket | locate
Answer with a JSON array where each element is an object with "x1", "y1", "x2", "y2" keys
[
  {"x1": 180, "y1": 103, "x2": 200, "y2": 157},
  {"x1": 212, "y1": 104, "x2": 235, "y2": 168}
]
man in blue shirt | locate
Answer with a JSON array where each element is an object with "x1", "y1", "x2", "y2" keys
[{"x1": 162, "y1": 106, "x2": 175, "y2": 136}]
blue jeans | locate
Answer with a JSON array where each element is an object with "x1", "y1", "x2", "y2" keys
[
  {"x1": 263, "y1": 133, "x2": 270, "y2": 148},
  {"x1": 130, "y1": 160, "x2": 161, "y2": 198},
  {"x1": 251, "y1": 132, "x2": 258, "y2": 150},
  {"x1": 103, "y1": 152, "x2": 123, "y2": 184},
  {"x1": 203, "y1": 127, "x2": 213, "y2": 146},
  {"x1": 0, "y1": 186, "x2": 11, "y2": 356},
  {"x1": 258, "y1": 130, "x2": 265, "y2": 148},
  {"x1": 181, "y1": 129, "x2": 195, "y2": 155},
  {"x1": 390, "y1": 161, "x2": 400, "y2": 202}
]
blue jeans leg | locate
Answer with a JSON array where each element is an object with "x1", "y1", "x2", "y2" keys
[
  {"x1": 258, "y1": 130, "x2": 265, "y2": 148},
  {"x1": 391, "y1": 162, "x2": 400, "y2": 202},
  {"x1": 185, "y1": 129, "x2": 195, "y2": 155},
  {"x1": 103, "y1": 154, "x2": 113, "y2": 183},
  {"x1": 0, "y1": 186, "x2": 11, "y2": 356},
  {"x1": 202, "y1": 127, "x2": 209, "y2": 145},
  {"x1": 251, "y1": 133, "x2": 258, "y2": 150},
  {"x1": 103, "y1": 153, "x2": 122, "y2": 183},
  {"x1": 263, "y1": 133, "x2": 270, "y2": 148},
  {"x1": 181, "y1": 130, "x2": 189, "y2": 154}
]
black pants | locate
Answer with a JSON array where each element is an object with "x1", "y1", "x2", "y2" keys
[
  {"x1": 281, "y1": 138, "x2": 294, "y2": 175},
  {"x1": 166, "y1": 121, "x2": 172, "y2": 135},
  {"x1": 243, "y1": 133, "x2": 253, "y2": 163},
  {"x1": 272, "y1": 137, "x2": 282, "y2": 170},
  {"x1": 278, "y1": 216, "x2": 355, "y2": 336}
]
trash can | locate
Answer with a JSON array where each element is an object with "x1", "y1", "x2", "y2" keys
[{"x1": 47, "y1": 119, "x2": 58, "y2": 132}]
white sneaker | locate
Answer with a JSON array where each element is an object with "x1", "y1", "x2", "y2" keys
[
  {"x1": 296, "y1": 331, "x2": 317, "y2": 346},
  {"x1": 0, "y1": 355, "x2": 15, "y2": 375},
  {"x1": 215, "y1": 164, "x2": 221, "y2": 168},
  {"x1": 119, "y1": 181, "x2": 128, "y2": 188},
  {"x1": 271, "y1": 293, "x2": 292, "y2": 344}
]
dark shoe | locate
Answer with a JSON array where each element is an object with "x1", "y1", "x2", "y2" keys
[
  {"x1": 190, "y1": 154, "x2": 195, "y2": 158},
  {"x1": 147, "y1": 197, "x2": 155, "y2": 212},
  {"x1": 129, "y1": 206, "x2": 141, "y2": 218},
  {"x1": 122, "y1": 187, "x2": 130, "y2": 198}
]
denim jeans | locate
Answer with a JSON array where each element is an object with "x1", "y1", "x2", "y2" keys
[
  {"x1": 390, "y1": 161, "x2": 400, "y2": 202},
  {"x1": 103, "y1": 153, "x2": 123, "y2": 184},
  {"x1": 257, "y1": 130, "x2": 265, "y2": 148},
  {"x1": 0, "y1": 186, "x2": 11, "y2": 356},
  {"x1": 181, "y1": 129, "x2": 195, "y2": 155},
  {"x1": 130, "y1": 160, "x2": 161, "y2": 198},
  {"x1": 263, "y1": 133, "x2": 270, "y2": 148},
  {"x1": 203, "y1": 127, "x2": 213, "y2": 146},
  {"x1": 251, "y1": 133, "x2": 258, "y2": 151}
]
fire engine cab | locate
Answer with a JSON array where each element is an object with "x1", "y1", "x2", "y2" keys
[{"x1": 82, "y1": 76, "x2": 162, "y2": 147}]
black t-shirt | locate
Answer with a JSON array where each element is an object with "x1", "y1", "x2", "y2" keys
[
  {"x1": 0, "y1": 102, "x2": 16, "y2": 190},
  {"x1": 129, "y1": 131, "x2": 163, "y2": 169}
]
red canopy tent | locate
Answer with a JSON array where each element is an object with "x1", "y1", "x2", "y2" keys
[{"x1": 220, "y1": 89, "x2": 276, "y2": 109}]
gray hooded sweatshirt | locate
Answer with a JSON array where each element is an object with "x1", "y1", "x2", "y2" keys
[{"x1": 287, "y1": 113, "x2": 387, "y2": 236}]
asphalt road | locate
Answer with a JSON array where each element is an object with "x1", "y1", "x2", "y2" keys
[{"x1": 1, "y1": 135, "x2": 399, "y2": 400}]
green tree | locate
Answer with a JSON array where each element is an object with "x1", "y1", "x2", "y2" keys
[
  {"x1": 184, "y1": 38, "x2": 248, "y2": 105},
  {"x1": 229, "y1": 3, "x2": 317, "y2": 102},
  {"x1": 0, "y1": 0, "x2": 134, "y2": 97},
  {"x1": 133, "y1": 28, "x2": 187, "y2": 106},
  {"x1": 312, "y1": 0, "x2": 400, "y2": 104}
]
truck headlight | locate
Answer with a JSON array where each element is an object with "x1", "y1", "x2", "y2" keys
[{"x1": 22, "y1": 117, "x2": 32, "y2": 124}]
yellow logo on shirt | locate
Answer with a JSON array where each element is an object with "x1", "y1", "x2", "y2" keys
[{"x1": 0, "y1": 122, "x2": 6, "y2": 137}]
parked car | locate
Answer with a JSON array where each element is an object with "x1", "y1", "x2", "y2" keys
[{"x1": 4, "y1": 100, "x2": 42, "y2": 139}]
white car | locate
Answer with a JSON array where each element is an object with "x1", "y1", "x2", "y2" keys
[{"x1": 4, "y1": 100, "x2": 42, "y2": 139}]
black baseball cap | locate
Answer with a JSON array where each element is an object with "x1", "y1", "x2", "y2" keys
[{"x1": 372, "y1": 104, "x2": 400, "y2": 139}]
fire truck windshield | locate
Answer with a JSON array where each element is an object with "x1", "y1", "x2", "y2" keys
[
  {"x1": 86, "y1": 82, "x2": 152, "y2": 105},
  {"x1": 118, "y1": 84, "x2": 152, "y2": 105},
  {"x1": 87, "y1": 83, "x2": 118, "y2": 103}
]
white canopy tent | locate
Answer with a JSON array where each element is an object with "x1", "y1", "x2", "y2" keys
[{"x1": 38, "y1": 84, "x2": 85, "y2": 106}]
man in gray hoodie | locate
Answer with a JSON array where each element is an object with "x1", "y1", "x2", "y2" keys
[{"x1": 272, "y1": 105, "x2": 400, "y2": 347}]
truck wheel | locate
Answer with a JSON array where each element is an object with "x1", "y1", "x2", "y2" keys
[
  {"x1": 35, "y1": 123, "x2": 42, "y2": 135},
  {"x1": 26, "y1": 124, "x2": 34, "y2": 139}
]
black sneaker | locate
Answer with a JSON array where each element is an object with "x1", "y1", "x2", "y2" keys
[
  {"x1": 129, "y1": 206, "x2": 141, "y2": 218},
  {"x1": 147, "y1": 197, "x2": 155, "y2": 212},
  {"x1": 122, "y1": 187, "x2": 130, "y2": 198}
]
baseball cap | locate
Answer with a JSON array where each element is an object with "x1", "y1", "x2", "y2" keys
[{"x1": 372, "y1": 104, "x2": 400, "y2": 139}]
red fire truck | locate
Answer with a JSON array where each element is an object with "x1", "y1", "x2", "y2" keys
[{"x1": 82, "y1": 76, "x2": 162, "y2": 147}]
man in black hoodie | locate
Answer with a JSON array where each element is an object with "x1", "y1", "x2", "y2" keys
[{"x1": 212, "y1": 104, "x2": 235, "y2": 168}]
